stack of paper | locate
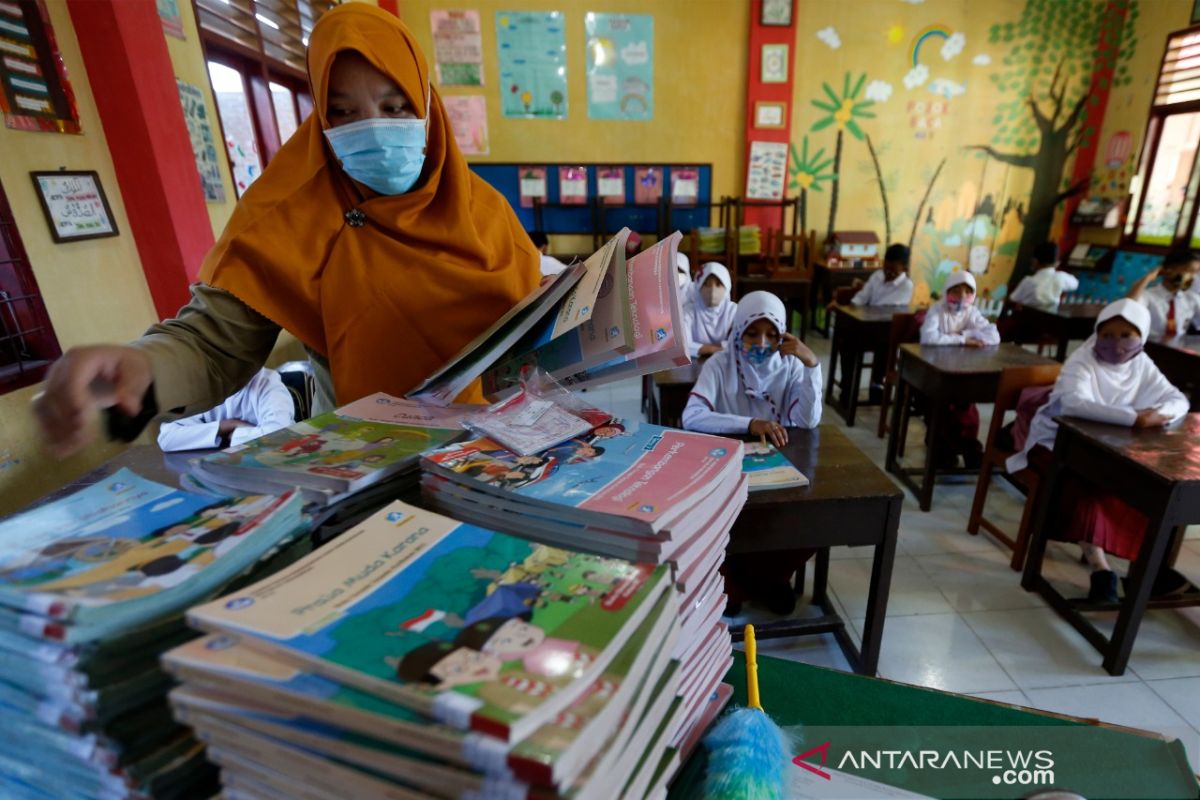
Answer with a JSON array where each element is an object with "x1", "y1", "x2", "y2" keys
[
  {"x1": 0, "y1": 471, "x2": 306, "y2": 799},
  {"x1": 419, "y1": 413, "x2": 747, "y2": 785},
  {"x1": 164, "y1": 501, "x2": 728, "y2": 798},
  {"x1": 738, "y1": 224, "x2": 762, "y2": 255}
]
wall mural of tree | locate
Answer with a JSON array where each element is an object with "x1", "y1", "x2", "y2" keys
[
  {"x1": 787, "y1": 135, "x2": 837, "y2": 239},
  {"x1": 810, "y1": 72, "x2": 875, "y2": 239},
  {"x1": 969, "y1": 0, "x2": 1138, "y2": 285}
]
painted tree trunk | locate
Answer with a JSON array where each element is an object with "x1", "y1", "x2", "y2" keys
[
  {"x1": 826, "y1": 130, "x2": 843, "y2": 241},
  {"x1": 1010, "y1": 128, "x2": 1072, "y2": 286},
  {"x1": 866, "y1": 133, "x2": 891, "y2": 246},
  {"x1": 800, "y1": 189, "x2": 808, "y2": 241}
]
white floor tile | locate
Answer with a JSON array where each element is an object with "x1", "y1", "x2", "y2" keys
[
  {"x1": 829, "y1": 554, "x2": 955, "y2": 618},
  {"x1": 868, "y1": 613, "x2": 1019, "y2": 694},
  {"x1": 914, "y1": 548, "x2": 1047, "y2": 613},
  {"x1": 961, "y1": 607, "x2": 1124, "y2": 690},
  {"x1": 1144, "y1": 676, "x2": 1200, "y2": 733}
]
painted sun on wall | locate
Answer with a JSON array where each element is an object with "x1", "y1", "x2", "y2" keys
[{"x1": 790, "y1": 0, "x2": 1148, "y2": 300}]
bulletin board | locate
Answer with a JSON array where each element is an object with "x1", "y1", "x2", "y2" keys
[{"x1": 469, "y1": 163, "x2": 713, "y2": 234}]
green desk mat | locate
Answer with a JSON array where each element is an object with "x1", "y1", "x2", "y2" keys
[{"x1": 669, "y1": 655, "x2": 1199, "y2": 799}]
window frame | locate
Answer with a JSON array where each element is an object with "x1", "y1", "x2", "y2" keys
[{"x1": 1124, "y1": 25, "x2": 1200, "y2": 251}]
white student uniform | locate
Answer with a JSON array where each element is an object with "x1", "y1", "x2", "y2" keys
[
  {"x1": 920, "y1": 271, "x2": 1001, "y2": 345},
  {"x1": 682, "y1": 292, "x2": 823, "y2": 433},
  {"x1": 686, "y1": 262, "x2": 738, "y2": 358},
  {"x1": 157, "y1": 368, "x2": 296, "y2": 452},
  {"x1": 851, "y1": 269, "x2": 914, "y2": 306},
  {"x1": 1136, "y1": 283, "x2": 1200, "y2": 340},
  {"x1": 539, "y1": 253, "x2": 569, "y2": 277},
  {"x1": 676, "y1": 252, "x2": 698, "y2": 357},
  {"x1": 1008, "y1": 265, "x2": 1080, "y2": 308},
  {"x1": 1007, "y1": 299, "x2": 1188, "y2": 473}
]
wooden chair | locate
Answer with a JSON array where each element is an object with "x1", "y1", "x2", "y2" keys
[
  {"x1": 997, "y1": 300, "x2": 1057, "y2": 357},
  {"x1": 765, "y1": 230, "x2": 816, "y2": 278},
  {"x1": 876, "y1": 311, "x2": 923, "y2": 441},
  {"x1": 966, "y1": 362, "x2": 1063, "y2": 570}
]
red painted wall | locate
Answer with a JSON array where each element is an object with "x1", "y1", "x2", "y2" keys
[
  {"x1": 742, "y1": 0, "x2": 797, "y2": 231},
  {"x1": 66, "y1": 0, "x2": 213, "y2": 320}
]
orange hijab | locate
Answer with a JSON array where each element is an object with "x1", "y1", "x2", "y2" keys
[{"x1": 199, "y1": 4, "x2": 538, "y2": 405}]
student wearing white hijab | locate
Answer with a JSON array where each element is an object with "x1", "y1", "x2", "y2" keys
[
  {"x1": 682, "y1": 291, "x2": 821, "y2": 446},
  {"x1": 1008, "y1": 242, "x2": 1079, "y2": 308},
  {"x1": 687, "y1": 262, "x2": 737, "y2": 358},
  {"x1": 1128, "y1": 249, "x2": 1200, "y2": 341},
  {"x1": 675, "y1": 252, "x2": 697, "y2": 359},
  {"x1": 1008, "y1": 298, "x2": 1189, "y2": 602},
  {"x1": 920, "y1": 271, "x2": 1000, "y2": 346}
]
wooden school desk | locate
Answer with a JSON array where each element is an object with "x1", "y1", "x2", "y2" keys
[
  {"x1": 1146, "y1": 335, "x2": 1200, "y2": 411},
  {"x1": 729, "y1": 425, "x2": 902, "y2": 676},
  {"x1": 826, "y1": 303, "x2": 910, "y2": 427},
  {"x1": 1022, "y1": 415, "x2": 1200, "y2": 676},
  {"x1": 737, "y1": 274, "x2": 812, "y2": 340},
  {"x1": 886, "y1": 343, "x2": 1058, "y2": 511},
  {"x1": 669, "y1": 655, "x2": 1200, "y2": 799},
  {"x1": 812, "y1": 262, "x2": 878, "y2": 337},
  {"x1": 1016, "y1": 303, "x2": 1104, "y2": 362},
  {"x1": 650, "y1": 361, "x2": 704, "y2": 428}
]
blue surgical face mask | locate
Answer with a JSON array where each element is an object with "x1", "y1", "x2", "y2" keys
[
  {"x1": 743, "y1": 343, "x2": 775, "y2": 366},
  {"x1": 323, "y1": 102, "x2": 428, "y2": 196}
]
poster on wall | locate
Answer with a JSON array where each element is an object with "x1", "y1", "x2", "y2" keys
[
  {"x1": 156, "y1": 0, "x2": 185, "y2": 39},
  {"x1": 670, "y1": 167, "x2": 699, "y2": 205},
  {"x1": 746, "y1": 141, "x2": 788, "y2": 201},
  {"x1": 176, "y1": 80, "x2": 225, "y2": 202},
  {"x1": 0, "y1": 0, "x2": 81, "y2": 134},
  {"x1": 597, "y1": 166, "x2": 625, "y2": 204},
  {"x1": 430, "y1": 10, "x2": 483, "y2": 86},
  {"x1": 559, "y1": 166, "x2": 588, "y2": 205},
  {"x1": 634, "y1": 166, "x2": 662, "y2": 204},
  {"x1": 584, "y1": 12, "x2": 653, "y2": 121},
  {"x1": 518, "y1": 166, "x2": 548, "y2": 208},
  {"x1": 30, "y1": 171, "x2": 118, "y2": 243},
  {"x1": 443, "y1": 94, "x2": 489, "y2": 155},
  {"x1": 496, "y1": 11, "x2": 567, "y2": 119}
]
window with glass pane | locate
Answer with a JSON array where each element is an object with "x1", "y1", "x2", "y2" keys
[
  {"x1": 1134, "y1": 111, "x2": 1200, "y2": 245},
  {"x1": 270, "y1": 81, "x2": 299, "y2": 144},
  {"x1": 208, "y1": 61, "x2": 264, "y2": 198}
]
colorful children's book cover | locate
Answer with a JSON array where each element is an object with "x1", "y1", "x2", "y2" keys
[
  {"x1": 196, "y1": 408, "x2": 466, "y2": 493},
  {"x1": 0, "y1": 469, "x2": 300, "y2": 626},
  {"x1": 742, "y1": 442, "x2": 809, "y2": 491},
  {"x1": 188, "y1": 501, "x2": 669, "y2": 742},
  {"x1": 422, "y1": 416, "x2": 742, "y2": 534}
]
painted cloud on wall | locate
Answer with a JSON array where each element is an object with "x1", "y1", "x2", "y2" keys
[
  {"x1": 940, "y1": 31, "x2": 966, "y2": 61},
  {"x1": 817, "y1": 26, "x2": 842, "y2": 49},
  {"x1": 972, "y1": 53, "x2": 992, "y2": 66},
  {"x1": 865, "y1": 80, "x2": 894, "y2": 102},
  {"x1": 928, "y1": 78, "x2": 966, "y2": 98},
  {"x1": 903, "y1": 64, "x2": 929, "y2": 90}
]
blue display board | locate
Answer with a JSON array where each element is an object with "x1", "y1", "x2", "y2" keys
[
  {"x1": 468, "y1": 163, "x2": 713, "y2": 235},
  {"x1": 1074, "y1": 250, "x2": 1164, "y2": 303}
]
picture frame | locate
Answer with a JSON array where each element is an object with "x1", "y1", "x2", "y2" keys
[
  {"x1": 29, "y1": 171, "x2": 119, "y2": 243},
  {"x1": 754, "y1": 101, "x2": 787, "y2": 129},
  {"x1": 760, "y1": 0, "x2": 792, "y2": 27},
  {"x1": 760, "y1": 44, "x2": 789, "y2": 84}
]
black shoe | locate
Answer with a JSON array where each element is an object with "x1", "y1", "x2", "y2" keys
[
  {"x1": 961, "y1": 442, "x2": 984, "y2": 470},
  {"x1": 761, "y1": 580, "x2": 798, "y2": 616},
  {"x1": 1088, "y1": 570, "x2": 1119, "y2": 604},
  {"x1": 867, "y1": 384, "x2": 883, "y2": 404}
]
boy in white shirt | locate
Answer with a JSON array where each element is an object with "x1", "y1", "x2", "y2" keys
[
  {"x1": 850, "y1": 244, "x2": 915, "y2": 307},
  {"x1": 157, "y1": 368, "x2": 296, "y2": 451},
  {"x1": 1128, "y1": 249, "x2": 1200, "y2": 340},
  {"x1": 530, "y1": 231, "x2": 569, "y2": 277},
  {"x1": 1008, "y1": 241, "x2": 1079, "y2": 308}
]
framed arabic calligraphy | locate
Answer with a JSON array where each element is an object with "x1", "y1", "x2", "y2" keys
[{"x1": 30, "y1": 171, "x2": 119, "y2": 243}]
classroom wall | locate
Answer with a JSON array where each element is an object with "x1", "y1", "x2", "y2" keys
[
  {"x1": 0, "y1": 1, "x2": 161, "y2": 514},
  {"x1": 787, "y1": 0, "x2": 1190, "y2": 303},
  {"x1": 397, "y1": 0, "x2": 749, "y2": 251}
]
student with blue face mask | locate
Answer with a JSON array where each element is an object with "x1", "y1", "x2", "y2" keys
[{"x1": 35, "y1": 5, "x2": 540, "y2": 456}]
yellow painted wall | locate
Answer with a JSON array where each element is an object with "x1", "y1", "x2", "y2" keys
[
  {"x1": 788, "y1": 0, "x2": 1189, "y2": 302},
  {"x1": 397, "y1": 0, "x2": 749, "y2": 251},
  {"x1": 0, "y1": 1, "x2": 161, "y2": 514},
  {"x1": 162, "y1": 0, "x2": 239, "y2": 239}
]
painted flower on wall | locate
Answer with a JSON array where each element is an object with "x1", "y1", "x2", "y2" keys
[
  {"x1": 865, "y1": 80, "x2": 893, "y2": 103},
  {"x1": 940, "y1": 31, "x2": 966, "y2": 61},
  {"x1": 816, "y1": 26, "x2": 841, "y2": 49},
  {"x1": 903, "y1": 64, "x2": 929, "y2": 90}
]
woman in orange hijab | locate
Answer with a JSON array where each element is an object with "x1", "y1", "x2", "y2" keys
[{"x1": 35, "y1": 5, "x2": 539, "y2": 456}]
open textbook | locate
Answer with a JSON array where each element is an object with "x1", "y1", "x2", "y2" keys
[{"x1": 410, "y1": 230, "x2": 690, "y2": 405}]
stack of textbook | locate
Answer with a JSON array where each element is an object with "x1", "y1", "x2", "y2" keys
[
  {"x1": 164, "y1": 500, "x2": 732, "y2": 798},
  {"x1": 418, "y1": 414, "x2": 746, "y2": 776},
  {"x1": 0, "y1": 470, "x2": 305, "y2": 799}
]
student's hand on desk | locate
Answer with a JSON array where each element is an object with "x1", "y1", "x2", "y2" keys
[
  {"x1": 1134, "y1": 409, "x2": 1170, "y2": 428},
  {"x1": 964, "y1": 338, "x2": 986, "y2": 348},
  {"x1": 749, "y1": 418, "x2": 788, "y2": 448},
  {"x1": 779, "y1": 333, "x2": 818, "y2": 367},
  {"x1": 698, "y1": 343, "x2": 723, "y2": 356},
  {"x1": 33, "y1": 345, "x2": 153, "y2": 457}
]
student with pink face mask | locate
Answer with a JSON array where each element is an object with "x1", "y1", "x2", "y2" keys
[
  {"x1": 686, "y1": 262, "x2": 738, "y2": 358},
  {"x1": 919, "y1": 271, "x2": 1001, "y2": 468},
  {"x1": 1007, "y1": 299, "x2": 1189, "y2": 603}
]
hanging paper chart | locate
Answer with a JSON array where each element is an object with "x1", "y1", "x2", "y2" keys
[
  {"x1": 671, "y1": 168, "x2": 699, "y2": 205},
  {"x1": 430, "y1": 10, "x2": 484, "y2": 86},
  {"x1": 746, "y1": 141, "x2": 789, "y2": 201},
  {"x1": 518, "y1": 166, "x2": 548, "y2": 208},
  {"x1": 634, "y1": 167, "x2": 662, "y2": 204},
  {"x1": 496, "y1": 11, "x2": 567, "y2": 119},
  {"x1": 584, "y1": 13, "x2": 653, "y2": 121},
  {"x1": 597, "y1": 167, "x2": 625, "y2": 204},
  {"x1": 559, "y1": 166, "x2": 588, "y2": 205}
]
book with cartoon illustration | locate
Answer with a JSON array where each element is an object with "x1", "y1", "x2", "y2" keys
[
  {"x1": 742, "y1": 442, "x2": 809, "y2": 491},
  {"x1": 186, "y1": 501, "x2": 670, "y2": 744},
  {"x1": 0, "y1": 469, "x2": 303, "y2": 638},
  {"x1": 194, "y1": 397, "x2": 474, "y2": 494},
  {"x1": 421, "y1": 417, "x2": 743, "y2": 537}
]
